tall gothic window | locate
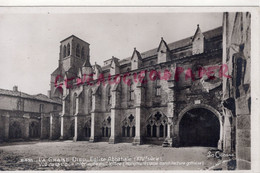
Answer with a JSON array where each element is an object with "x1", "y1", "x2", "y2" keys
[
  {"x1": 84, "y1": 118, "x2": 91, "y2": 138},
  {"x1": 63, "y1": 45, "x2": 67, "y2": 58},
  {"x1": 107, "y1": 86, "x2": 111, "y2": 106},
  {"x1": 146, "y1": 112, "x2": 168, "y2": 138},
  {"x1": 155, "y1": 76, "x2": 161, "y2": 96},
  {"x1": 76, "y1": 44, "x2": 80, "y2": 57},
  {"x1": 81, "y1": 47, "x2": 85, "y2": 59},
  {"x1": 129, "y1": 82, "x2": 134, "y2": 101},
  {"x1": 67, "y1": 43, "x2": 70, "y2": 56},
  {"x1": 122, "y1": 114, "x2": 135, "y2": 137}
]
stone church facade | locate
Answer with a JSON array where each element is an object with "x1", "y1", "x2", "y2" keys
[{"x1": 50, "y1": 25, "x2": 227, "y2": 150}]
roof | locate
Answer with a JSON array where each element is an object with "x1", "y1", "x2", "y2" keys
[
  {"x1": 60, "y1": 35, "x2": 90, "y2": 45},
  {"x1": 131, "y1": 48, "x2": 143, "y2": 60},
  {"x1": 117, "y1": 26, "x2": 222, "y2": 66},
  {"x1": 0, "y1": 88, "x2": 61, "y2": 104}
]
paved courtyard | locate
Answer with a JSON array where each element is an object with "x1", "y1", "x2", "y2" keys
[{"x1": 0, "y1": 140, "x2": 223, "y2": 170}]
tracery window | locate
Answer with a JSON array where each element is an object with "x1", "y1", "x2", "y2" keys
[
  {"x1": 122, "y1": 114, "x2": 135, "y2": 137},
  {"x1": 146, "y1": 112, "x2": 168, "y2": 138},
  {"x1": 102, "y1": 116, "x2": 111, "y2": 137}
]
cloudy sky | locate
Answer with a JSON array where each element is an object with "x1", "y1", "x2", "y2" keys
[{"x1": 0, "y1": 10, "x2": 222, "y2": 95}]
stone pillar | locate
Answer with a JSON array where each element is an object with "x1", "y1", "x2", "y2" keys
[
  {"x1": 23, "y1": 114, "x2": 30, "y2": 140},
  {"x1": 3, "y1": 114, "x2": 10, "y2": 140},
  {"x1": 163, "y1": 76, "x2": 176, "y2": 147},
  {"x1": 89, "y1": 86, "x2": 101, "y2": 142},
  {"x1": 60, "y1": 97, "x2": 69, "y2": 140},
  {"x1": 223, "y1": 107, "x2": 233, "y2": 154},
  {"x1": 109, "y1": 83, "x2": 121, "y2": 144},
  {"x1": 109, "y1": 109, "x2": 120, "y2": 144},
  {"x1": 133, "y1": 80, "x2": 145, "y2": 145},
  {"x1": 49, "y1": 113, "x2": 53, "y2": 139},
  {"x1": 73, "y1": 116, "x2": 78, "y2": 141},
  {"x1": 73, "y1": 96, "x2": 79, "y2": 142},
  {"x1": 50, "y1": 112, "x2": 61, "y2": 140}
]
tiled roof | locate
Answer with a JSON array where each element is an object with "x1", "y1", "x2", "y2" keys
[{"x1": 0, "y1": 88, "x2": 61, "y2": 104}]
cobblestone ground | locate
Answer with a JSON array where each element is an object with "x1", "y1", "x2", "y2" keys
[{"x1": 0, "y1": 140, "x2": 223, "y2": 170}]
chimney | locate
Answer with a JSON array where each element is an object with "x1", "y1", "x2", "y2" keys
[{"x1": 13, "y1": 85, "x2": 18, "y2": 92}]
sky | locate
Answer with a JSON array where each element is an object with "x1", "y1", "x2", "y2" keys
[{"x1": 0, "y1": 12, "x2": 222, "y2": 95}]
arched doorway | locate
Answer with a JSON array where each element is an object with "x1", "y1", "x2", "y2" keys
[
  {"x1": 29, "y1": 121, "x2": 40, "y2": 138},
  {"x1": 9, "y1": 121, "x2": 22, "y2": 139},
  {"x1": 178, "y1": 106, "x2": 221, "y2": 148}
]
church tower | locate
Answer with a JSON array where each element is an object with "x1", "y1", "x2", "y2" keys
[
  {"x1": 50, "y1": 35, "x2": 91, "y2": 100},
  {"x1": 59, "y1": 35, "x2": 90, "y2": 78}
]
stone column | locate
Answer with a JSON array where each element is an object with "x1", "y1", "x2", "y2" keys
[
  {"x1": 3, "y1": 114, "x2": 10, "y2": 140},
  {"x1": 73, "y1": 96, "x2": 79, "y2": 142},
  {"x1": 60, "y1": 96, "x2": 70, "y2": 140},
  {"x1": 163, "y1": 77, "x2": 176, "y2": 147},
  {"x1": 133, "y1": 81, "x2": 145, "y2": 145},
  {"x1": 49, "y1": 113, "x2": 53, "y2": 139},
  {"x1": 23, "y1": 114, "x2": 30, "y2": 140},
  {"x1": 89, "y1": 86, "x2": 101, "y2": 142},
  {"x1": 223, "y1": 108, "x2": 232, "y2": 153},
  {"x1": 60, "y1": 98, "x2": 66, "y2": 139},
  {"x1": 109, "y1": 83, "x2": 121, "y2": 144}
]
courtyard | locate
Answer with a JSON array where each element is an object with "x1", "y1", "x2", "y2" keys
[{"x1": 0, "y1": 140, "x2": 226, "y2": 171}]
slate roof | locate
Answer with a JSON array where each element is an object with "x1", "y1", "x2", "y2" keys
[{"x1": 0, "y1": 88, "x2": 61, "y2": 104}]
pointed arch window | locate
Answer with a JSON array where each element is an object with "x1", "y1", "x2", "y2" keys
[
  {"x1": 122, "y1": 114, "x2": 135, "y2": 137},
  {"x1": 63, "y1": 45, "x2": 67, "y2": 58},
  {"x1": 155, "y1": 75, "x2": 161, "y2": 96},
  {"x1": 81, "y1": 47, "x2": 85, "y2": 59},
  {"x1": 107, "y1": 85, "x2": 111, "y2": 106},
  {"x1": 146, "y1": 112, "x2": 168, "y2": 138},
  {"x1": 129, "y1": 81, "x2": 134, "y2": 101},
  {"x1": 76, "y1": 44, "x2": 80, "y2": 57},
  {"x1": 101, "y1": 116, "x2": 111, "y2": 137},
  {"x1": 67, "y1": 43, "x2": 70, "y2": 56}
]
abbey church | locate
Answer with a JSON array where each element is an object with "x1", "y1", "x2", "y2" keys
[
  {"x1": 0, "y1": 12, "x2": 251, "y2": 170},
  {"x1": 50, "y1": 24, "x2": 225, "y2": 148}
]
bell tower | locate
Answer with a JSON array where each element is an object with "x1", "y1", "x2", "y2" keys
[{"x1": 59, "y1": 35, "x2": 90, "y2": 78}]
